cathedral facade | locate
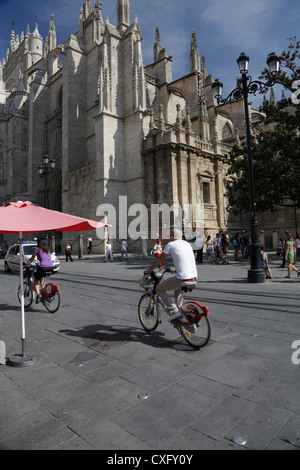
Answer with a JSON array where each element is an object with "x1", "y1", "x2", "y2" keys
[{"x1": 0, "y1": 0, "x2": 261, "y2": 252}]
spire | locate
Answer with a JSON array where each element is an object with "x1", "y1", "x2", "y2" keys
[
  {"x1": 153, "y1": 26, "x2": 162, "y2": 62},
  {"x1": 270, "y1": 87, "x2": 276, "y2": 106},
  {"x1": 10, "y1": 27, "x2": 16, "y2": 52},
  {"x1": 32, "y1": 23, "x2": 41, "y2": 38},
  {"x1": 83, "y1": 0, "x2": 93, "y2": 19},
  {"x1": 190, "y1": 30, "x2": 200, "y2": 73},
  {"x1": 201, "y1": 55, "x2": 208, "y2": 82},
  {"x1": 47, "y1": 14, "x2": 57, "y2": 51},
  {"x1": 117, "y1": 0, "x2": 130, "y2": 29},
  {"x1": 95, "y1": 0, "x2": 103, "y2": 23}
]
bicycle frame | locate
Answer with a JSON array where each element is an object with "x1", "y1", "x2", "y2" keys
[{"x1": 18, "y1": 265, "x2": 60, "y2": 313}]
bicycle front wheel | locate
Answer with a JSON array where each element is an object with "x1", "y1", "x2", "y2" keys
[
  {"x1": 179, "y1": 315, "x2": 211, "y2": 349},
  {"x1": 43, "y1": 291, "x2": 60, "y2": 313},
  {"x1": 18, "y1": 282, "x2": 34, "y2": 308},
  {"x1": 138, "y1": 293, "x2": 159, "y2": 332}
]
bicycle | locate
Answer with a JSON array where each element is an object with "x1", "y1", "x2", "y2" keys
[
  {"x1": 17, "y1": 264, "x2": 60, "y2": 313},
  {"x1": 138, "y1": 268, "x2": 211, "y2": 349}
]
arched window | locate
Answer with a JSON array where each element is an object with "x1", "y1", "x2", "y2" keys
[{"x1": 222, "y1": 123, "x2": 233, "y2": 141}]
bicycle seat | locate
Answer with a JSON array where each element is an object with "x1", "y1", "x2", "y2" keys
[
  {"x1": 43, "y1": 269, "x2": 54, "y2": 276},
  {"x1": 181, "y1": 285, "x2": 195, "y2": 293}
]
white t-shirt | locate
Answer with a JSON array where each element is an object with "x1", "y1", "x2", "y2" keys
[{"x1": 163, "y1": 239, "x2": 197, "y2": 280}]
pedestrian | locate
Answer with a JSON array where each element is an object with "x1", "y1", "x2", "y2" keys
[
  {"x1": 153, "y1": 238, "x2": 163, "y2": 268},
  {"x1": 120, "y1": 239, "x2": 130, "y2": 261},
  {"x1": 241, "y1": 230, "x2": 249, "y2": 259},
  {"x1": 221, "y1": 231, "x2": 229, "y2": 257},
  {"x1": 284, "y1": 232, "x2": 300, "y2": 278},
  {"x1": 88, "y1": 238, "x2": 93, "y2": 254},
  {"x1": 65, "y1": 242, "x2": 73, "y2": 262},
  {"x1": 260, "y1": 246, "x2": 273, "y2": 279},
  {"x1": 206, "y1": 235, "x2": 214, "y2": 262},
  {"x1": 280, "y1": 231, "x2": 289, "y2": 268},
  {"x1": 105, "y1": 239, "x2": 114, "y2": 262},
  {"x1": 213, "y1": 233, "x2": 221, "y2": 263},
  {"x1": 232, "y1": 232, "x2": 241, "y2": 260},
  {"x1": 194, "y1": 233, "x2": 204, "y2": 263},
  {"x1": 277, "y1": 238, "x2": 283, "y2": 256}
]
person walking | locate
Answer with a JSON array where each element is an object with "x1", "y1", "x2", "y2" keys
[
  {"x1": 105, "y1": 239, "x2": 114, "y2": 262},
  {"x1": 213, "y1": 233, "x2": 221, "y2": 263},
  {"x1": 221, "y1": 231, "x2": 229, "y2": 257},
  {"x1": 280, "y1": 231, "x2": 289, "y2": 268},
  {"x1": 153, "y1": 238, "x2": 163, "y2": 268},
  {"x1": 120, "y1": 239, "x2": 130, "y2": 261},
  {"x1": 284, "y1": 232, "x2": 300, "y2": 278},
  {"x1": 65, "y1": 242, "x2": 73, "y2": 262},
  {"x1": 194, "y1": 234, "x2": 203, "y2": 263},
  {"x1": 206, "y1": 235, "x2": 214, "y2": 262},
  {"x1": 232, "y1": 232, "x2": 241, "y2": 260}
]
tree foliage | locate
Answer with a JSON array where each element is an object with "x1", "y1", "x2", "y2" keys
[{"x1": 225, "y1": 37, "x2": 300, "y2": 216}]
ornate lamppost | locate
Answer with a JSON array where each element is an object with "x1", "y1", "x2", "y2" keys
[
  {"x1": 212, "y1": 52, "x2": 280, "y2": 283},
  {"x1": 37, "y1": 155, "x2": 56, "y2": 208}
]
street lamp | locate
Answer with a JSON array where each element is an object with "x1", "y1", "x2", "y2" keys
[
  {"x1": 37, "y1": 155, "x2": 56, "y2": 208},
  {"x1": 212, "y1": 52, "x2": 280, "y2": 283}
]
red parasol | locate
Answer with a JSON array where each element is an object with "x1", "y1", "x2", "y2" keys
[{"x1": 0, "y1": 201, "x2": 106, "y2": 367}]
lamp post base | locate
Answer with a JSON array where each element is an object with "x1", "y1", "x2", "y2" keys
[
  {"x1": 248, "y1": 269, "x2": 265, "y2": 283},
  {"x1": 7, "y1": 353, "x2": 39, "y2": 367}
]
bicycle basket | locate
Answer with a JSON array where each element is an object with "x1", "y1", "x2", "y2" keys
[
  {"x1": 181, "y1": 301, "x2": 210, "y2": 325},
  {"x1": 42, "y1": 283, "x2": 59, "y2": 299},
  {"x1": 138, "y1": 275, "x2": 154, "y2": 292},
  {"x1": 24, "y1": 265, "x2": 36, "y2": 278}
]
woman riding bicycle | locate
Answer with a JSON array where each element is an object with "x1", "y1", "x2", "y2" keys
[
  {"x1": 144, "y1": 228, "x2": 197, "y2": 322},
  {"x1": 25, "y1": 238, "x2": 53, "y2": 303}
]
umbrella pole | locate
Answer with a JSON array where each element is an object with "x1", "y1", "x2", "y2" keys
[{"x1": 7, "y1": 232, "x2": 39, "y2": 367}]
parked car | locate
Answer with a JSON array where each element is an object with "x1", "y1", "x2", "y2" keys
[{"x1": 4, "y1": 242, "x2": 60, "y2": 273}]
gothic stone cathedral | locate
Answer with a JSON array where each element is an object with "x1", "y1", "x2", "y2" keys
[{"x1": 0, "y1": 0, "x2": 265, "y2": 252}]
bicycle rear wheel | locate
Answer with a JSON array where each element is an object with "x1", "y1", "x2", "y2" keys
[
  {"x1": 138, "y1": 293, "x2": 159, "y2": 332},
  {"x1": 43, "y1": 291, "x2": 60, "y2": 313},
  {"x1": 179, "y1": 315, "x2": 211, "y2": 349},
  {"x1": 18, "y1": 282, "x2": 34, "y2": 308}
]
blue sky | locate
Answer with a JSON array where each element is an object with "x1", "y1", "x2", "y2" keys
[{"x1": 1, "y1": 0, "x2": 299, "y2": 108}]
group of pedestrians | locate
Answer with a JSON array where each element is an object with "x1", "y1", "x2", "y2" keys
[
  {"x1": 62, "y1": 229, "x2": 300, "y2": 282},
  {"x1": 203, "y1": 232, "x2": 229, "y2": 264},
  {"x1": 104, "y1": 239, "x2": 131, "y2": 262}
]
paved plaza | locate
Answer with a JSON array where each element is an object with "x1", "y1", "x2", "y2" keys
[{"x1": 0, "y1": 251, "x2": 299, "y2": 451}]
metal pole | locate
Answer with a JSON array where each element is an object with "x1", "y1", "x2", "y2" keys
[
  {"x1": 44, "y1": 169, "x2": 48, "y2": 208},
  {"x1": 241, "y1": 73, "x2": 265, "y2": 283}
]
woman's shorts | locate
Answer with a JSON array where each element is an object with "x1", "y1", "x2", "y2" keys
[{"x1": 34, "y1": 266, "x2": 54, "y2": 280}]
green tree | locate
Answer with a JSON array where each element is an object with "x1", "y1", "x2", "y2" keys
[{"x1": 225, "y1": 37, "x2": 300, "y2": 218}]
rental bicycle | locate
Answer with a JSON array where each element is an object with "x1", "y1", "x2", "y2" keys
[
  {"x1": 138, "y1": 268, "x2": 211, "y2": 349},
  {"x1": 17, "y1": 264, "x2": 60, "y2": 313}
]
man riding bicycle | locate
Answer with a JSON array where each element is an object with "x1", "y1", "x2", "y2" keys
[{"x1": 144, "y1": 228, "x2": 197, "y2": 322}]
